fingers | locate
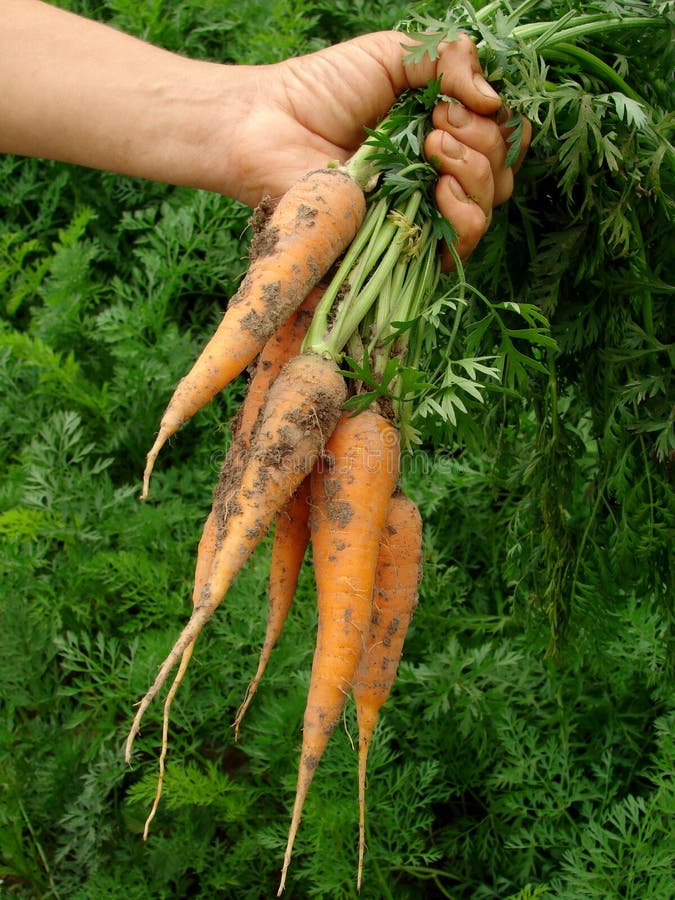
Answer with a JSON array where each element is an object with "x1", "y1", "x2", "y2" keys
[
  {"x1": 425, "y1": 129, "x2": 496, "y2": 217},
  {"x1": 435, "y1": 33, "x2": 502, "y2": 116},
  {"x1": 348, "y1": 29, "x2": 530, "y2": 269},
  {"x1": 398, "y1": 27, "x2": 532, "y2": 184},
  {"x1": 425, "y1": 103, "x2": 532, "y2": 269},
  {"x1": 428, "y1": 101, "x2": 526, "y2": 206},
  {"x1": 393, "y1": 29, "x2": 530, "y2": 266},
  {"x1": 397, "y1": 32, "x2": 502, "y2": 117},
  {"x1": 435, "y1": 176, "x2": 490, "y2": 268}
]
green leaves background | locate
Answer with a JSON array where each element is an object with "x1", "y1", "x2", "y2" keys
[{"x1": 1, "y1": 1, "x2": 672, "y2": 897}]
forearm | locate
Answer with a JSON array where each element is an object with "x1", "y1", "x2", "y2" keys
[{"x1": 0, "y1": 0, "x2": 255, "y2": 197}]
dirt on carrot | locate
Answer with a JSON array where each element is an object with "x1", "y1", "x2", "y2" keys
[
  {"x1": 277, "y1": 407, "x2": 400, "y2": 894},
  {"x1": 141, "y1": 168, "x2": 365, "y2": 499},
  {"x1": 248, "y1": 195, "x2": 279, "y2": 260},
  {"x1": 126, "y1": 352, "x2": 347, "y2": 766},
  {"x1": 352, "y1": 488, "x2": 422, "y2": 888}
]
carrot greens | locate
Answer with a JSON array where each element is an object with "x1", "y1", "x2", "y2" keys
[
  {"x1": 3, "y1": 1, "x2": 673, "y2": 897},
  {"x1": 311, "y1": 0, "x2": 673, "y2": 453}
]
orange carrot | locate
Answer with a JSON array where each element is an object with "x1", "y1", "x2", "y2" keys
[
  {"x1": 351, "y1": 489, "x2": 422, "y2": 890},
  {"x1": 209, "y1": 282, "x2": 326, "y2": 520},
  {"x1": 139, "y1": 507, "x2": 218, "y2": 837},
  {"x1": 233, "y1": 475, "x2": 312, "y2": 740},
  {"x1": 277, "y1": 408, "x2": 400, "y2": 895},
  {"x1": 142, "y1": 169, "x2": 365, "y2": 498},
  {"x1": 125, "y1": 352, "x2": 348, "y2": 763},
  {"x1": 224, "y1": 289, "x2": 321, "y2": 739},
  {"x1": 236, "y1": 285, "x2": 324, "y2": 449}
]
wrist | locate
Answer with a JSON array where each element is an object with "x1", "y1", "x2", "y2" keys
[
  {"x1": 140, "y1": 56, "x2": 260, "y2": 201},
  {"x1": 178, "y1": 60, "x2": 263, "y2": 204}
]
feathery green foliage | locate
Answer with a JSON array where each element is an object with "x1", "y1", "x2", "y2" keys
[{"x1": 0, "y1": 1, "x2": 672, "y2": 897}]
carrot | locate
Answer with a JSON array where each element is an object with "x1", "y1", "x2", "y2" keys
[
  {"x1": 141, "y1": 169, "x2": 365, "y2": 498},
  {"x1": 277, "y1": 408, "x2": 400, "y2": 895},
  {"x1": 351, "y1": 489, "x2": 422, "y2": 890},
  {"x1": 233, "y1": 475, "x2": 312, "y2": 740},
  {"x1": 224, "y1": 289, "x2": 324, "y2": 740},
  {"x1": 206, "y1": 281, "x2": 326, "y2": 532},
  {"x1": 236, "y1": 284, "x2": 324, "y2": 449},
  {"x1": 125, "y1": 352, "x2": 348, "y2": 763},
  {"x1": 139, "y1": 507, "x2": 218, "y2": 837},
  {"x1": 226, "y1": 286, "x2": 323, "y2": 739}
]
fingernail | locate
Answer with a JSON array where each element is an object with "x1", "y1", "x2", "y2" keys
[
  {"x1": 448, "y1": 176, "x2": 468, "y2": 203},
  {"x1": 493, "y1": 105, "x2": 511, "y2": 125},
  {"x1": 442, "y1": 133, "x2": 466, "y2": 159},
  {"x1": 472, "y1": 72, "x2": 500, "y2": 102},
  {"x1": 446, "y1": 101, "x2": 471, "y2": 128}
]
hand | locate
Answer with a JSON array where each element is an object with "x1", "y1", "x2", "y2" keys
[
  {"x1": 231, "y1": 32, "x2": 530, "y2": 261},
  {"x1": 425, "y1": 97, "x2": 531, "y2": 265},
  {"x1": 0, "y1": 1, "x2": 529, "y2": 267}
]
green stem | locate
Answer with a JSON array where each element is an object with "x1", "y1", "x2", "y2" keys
[
  {"x1": 473, "y1": 0, "x2": 503, "y2": 22},
  {"x1": 502, "y1": 0, "x2": 543, "y2": 29},
  {"x1": 404, "y1": 233, "x2": 440, "y2": 325},
  {"x1": 402, "y1": 258, "x2": 440, "y2": 369},
  {"x1": 370, "y1": 220, "x2": 435, "y2": 349},
  {"x1": 628, "y1": 205, "x2": 655, "y2": 338},
  {"x1": 507, "y1": 12, "x2": 605, "y2": 44},
  {"x1": 570, "y1": 472, "x2": 604, "y2": 612},
  {"x1": 393, "y1": 249, "x2": 441, "y2": 424},
  {"x1": 513, "y1": 15, "x2": 665, "y2": 47},
  {"x1": 366, "y1": 240, "x2": 440, "y2": 432},
  {"x1": 310, "y1": 192, "x2": 423, "y2": 358},
  {"x1": 445, "y1": 248, "x2": 468, "y2": 359},
  {"x1": 369, "y1": 242, "x2": 438, "y2": 388},
  {"x1": 372, "y1": 257, "x2": 405, "y2": 341},
  {"x1": 527, "y1": 9, "x2": 578, "y2": 51},
  {"x1": 541, "y1": 43, "x2": 642, "y2": 101},
  {"x1": 344, "y1": 141, "x2": 381, "y2": 192},
  {"x1": 548, "y1": 351, "x2": 560, "y2": 444},
  {"x1": 371, "y1": 854, "x2": 396, "y2": 900},
  {"x1": 302, "y1": 198, "x2": 388, "y2": 354}
]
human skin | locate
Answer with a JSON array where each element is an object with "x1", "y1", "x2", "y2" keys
[{"x1": 0, "y1": 0, "x2": 530, "y2": 260}]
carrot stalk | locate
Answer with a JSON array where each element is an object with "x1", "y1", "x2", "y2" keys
[
  {"x1": 351, "y1": 489, "x2": 422, "y2": 890},
  {"x1": 142, "y1": 168, "x2": 365, "y2": 498},
  {"x1": 277, "y1": 408, "x2": 400, "y2": 895},
  {"x1": 126, "y1": 352, "x2": 348, "y2": 763},
  {"x1": 233, "y1": 476, "x2": 312, "y2": 740}
]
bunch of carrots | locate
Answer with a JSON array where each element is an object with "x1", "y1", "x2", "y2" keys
[
  {"x1": 124, "y1": 0, "x2": 672, "y2": 891},
  {"x1": 124, "y1": 158, "x2": 426, "y2": 891},
  {"x1": 123, "y1": 33, "x2": 451, "y2": 884}
]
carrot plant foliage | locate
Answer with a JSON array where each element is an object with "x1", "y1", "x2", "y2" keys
[{"x1": 0, "y1": 1, "x2": 673, "y2": 898}]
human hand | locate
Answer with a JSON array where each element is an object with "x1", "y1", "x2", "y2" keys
[
  {"x1": 0, "y1": 0, "x2": 529, "y2": 267},
  {"x1": 230, "y1": 31, "x2": 530, "y2": 262}
]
